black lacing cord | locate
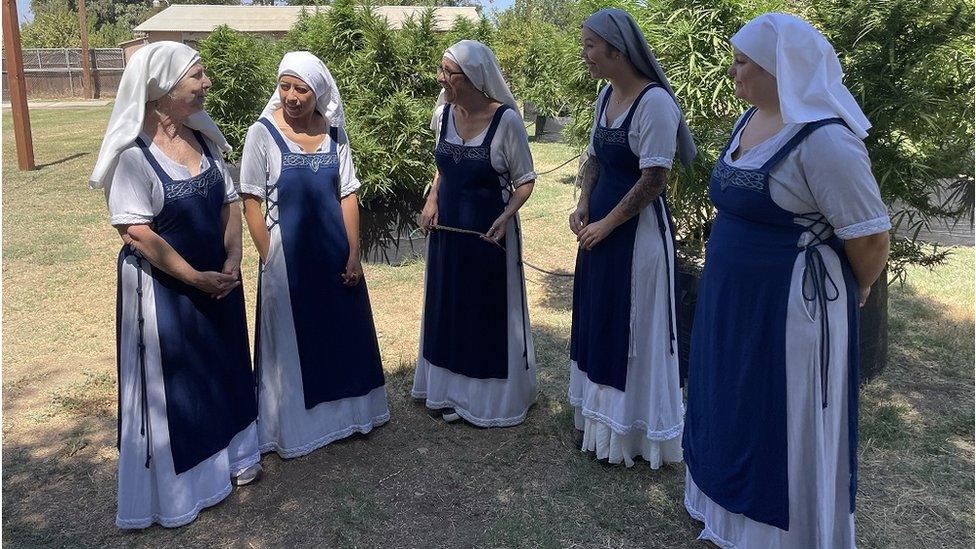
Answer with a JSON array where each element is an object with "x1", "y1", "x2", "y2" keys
[
  {"x1": 133, "y1": 251, "x2": 152, "y2": 468},
  {"x1": 797, "y1": 212, "x2": 840, "y2": 408}
]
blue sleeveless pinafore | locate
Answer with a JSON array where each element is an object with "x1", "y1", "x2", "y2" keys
[
  {"x1": 423, "y1": 104, "x2": 526, "y2": 379},
  {"x1": 570, "y1": 83, "x2": 678, "y2": 391},
  {"x1": 683, "y1": 108, "x2": 860, "y2": 530},
  {"x1": 119, "y1": 131, "x2": 257, "y2": 475},
  {"x1": 255, "y1": 118, "x2": 385, "y2": 409}
]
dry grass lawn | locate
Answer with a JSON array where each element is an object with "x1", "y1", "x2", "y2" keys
[{"x1": 2, "y1": 106, "x2": 973, "y2": 548}]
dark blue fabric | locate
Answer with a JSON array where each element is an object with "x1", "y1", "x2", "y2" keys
[
  {"x1": 132, "y1": 131, "x2": 257, "y2": 475},
  {"x1": 683, "y1": 108, "x2": 860, "y2": 530},
  {"x1": 570, "y1": 83, "x2": 676, "y2": 391},
  {"x1": 257, "y1": 117, "x2": 385, "y2": 409},
  {"x1": 422, "y1": 104, "x2": 511, "y2": 379}
]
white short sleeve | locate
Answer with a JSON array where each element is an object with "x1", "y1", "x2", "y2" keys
[
  {"x1": 586, "y1": 85, "x2": 679, "y2": 169},
  {"x1": 629, "y1": 87, "x2": 679, "y2": 169},
  {"x1": 238, "y1": 122, "x2": 270, "y2": 199},
  {"x1": 798, "y1": 125, "x2": 891, "y2": 240},
  {"x1": 106, "y1": 146, "x2": 160, "y2": 226},
  {"x1": 335, "y1": 127, "x2": 361, "y2": 198},
  {"x1": 434, "y1": 103, "x2": 536, "y2": 187},
  {"x1": 204, "y1": 138, "x2": 238, "y2": 203},
  {"x1": 236, "y1": 117, "x2": 359, "y2": 199},
  {"x1": 496, "y1": 109, "x2": 536, "y2": 186},
  {"x1": 586, "y1": 87, "x2": 605, "y2": 157}
]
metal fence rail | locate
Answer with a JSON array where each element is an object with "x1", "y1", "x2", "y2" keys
[{"x1": 1, "y1": 48, "x2": 125, "y2": 98}]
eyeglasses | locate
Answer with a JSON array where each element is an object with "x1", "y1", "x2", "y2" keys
[{"x1": 437, "y1": 65, "x2": 465, "y2": 77}]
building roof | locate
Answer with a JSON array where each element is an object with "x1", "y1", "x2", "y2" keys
[{"x1": 134, "y1": 5, "x2": 480, "y2": 33}]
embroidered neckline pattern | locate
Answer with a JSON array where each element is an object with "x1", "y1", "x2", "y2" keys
[
  {"x1": 281, "y1": 152, "x2": 339, "y2": 173},
  {"x1": 594, "y1": 126, "x2": 628, "y2": 146},
  {"x1": 436, "y1": 141, "x2": 490, "y2": 164},
  {"x1": 713, "y1": 159, "x2": 766, "y2": 193},
  {"x1": 163, "y1": 167, "x2": 222, "y2": 203}
]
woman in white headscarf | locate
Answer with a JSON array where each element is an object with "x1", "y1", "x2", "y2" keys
[
  {"x1": 682, "y1": 13, "x2": 890, "y2": 548},
  {"x1": 412, "y1": 40, "x2": 538, "y2": 427},
  {"x1": 95, "y1": 41, "x2": 260, "y2": 529},
  {"x1": 238, "y1": 52, "x2": 389, "y2": 458},
  {"x1": 568, "y1": 8, "x2": 694, "y2": 469}
]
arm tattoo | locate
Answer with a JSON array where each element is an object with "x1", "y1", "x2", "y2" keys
[
  {"x1": 613, "y1": 167, "x2": 668, "y2": 222},
  {"x1": 578, "y1": 153, "x2": 599, "y2": 201}
]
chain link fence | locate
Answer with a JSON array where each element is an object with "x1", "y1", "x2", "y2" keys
[{"x1": 2, "y1": 48, "x2": 125, "y2": 99}]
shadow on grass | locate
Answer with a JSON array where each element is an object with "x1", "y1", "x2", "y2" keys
[
  {"x1": 2, "y1": 276, "x2": 972, "y2": 548},
  {"x1": 855, "y1": 281, "x2": 975, "y2": 548},
  {"x1": 37, "y1": 152, "x2": 89, "y2": 170}
]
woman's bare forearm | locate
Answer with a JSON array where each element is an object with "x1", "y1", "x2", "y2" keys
[
  {"x1": 222, "y1": 202, "x2": 243, "y2": 266},
  {"x1": 117, "y1": 224, "x2": 200, "y2": 285},
  {"x1": 578, "y1": 153, "x2": 599, "y2": 204},
  {"x1": 845, "y1": 231, "x2": 890, "y2": 289},
  {"x1": 340, "y1": 193, "x2": 361, "y2": 258},
  {"x1": 241, "y1": 194, "x2": 271, "y2": 261},
  {"x1": 604, "y1": 167, "x2": 668, "y2": 227}
]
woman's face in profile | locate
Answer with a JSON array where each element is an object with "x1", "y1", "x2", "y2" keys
[
  {"x1": 728, "y1": 48, "x2": 776, "y2": 105},
  {"x1": 161, "y1": 62, "x2": 211, "y2": 117},
  {"x1": 580, "y1": 26, "x2": 617, "y2": 80}
]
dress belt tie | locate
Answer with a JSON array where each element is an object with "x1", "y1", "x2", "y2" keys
[
  {"x1": 802, "y1": 244, "x2": 840, "y2": 409},
  {"x1": 653, "y1": 198, "x2": 676, "y2": 355},
  {"x1": 133, "y1": 249, "x2": 153, "y2": 468}
]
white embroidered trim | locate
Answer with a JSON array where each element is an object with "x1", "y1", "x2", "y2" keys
[
  {"x1": 258, "y1": 411, "x2": 390, "y2": 459},
  {"x1": 684, "y1": 492, "x2": 739, "y2": 549},
  {"x1": 411, "y1": 392, "x2": 535, "y2": 428},
  {"x1": 237, "y1": 183, "x2": 267, "y2": 199},
  {"x1": 116, "y1": 483, "x2": 232, "y2": 530},
  {"x1": 110, "y1": 214, "x2": 153, "y2": 226},
  {"x1": 229, "y1": 451, "x2": 261, "y2": 477},
  {"x1": 568, "y1": 395, "x2": 684, "y2": 441},
  {"x1": 513, "y1": 172, "x2": 537, "y2": 186},
  {"x1": 339, "y1": 179, "x2": 362, "y2": 198},
  {"x1": 639, "y1": 156, "x2": 673, "y2": 169},
  {"x1": 835, "y1": 216, "x2": 892, "y2": 240}
]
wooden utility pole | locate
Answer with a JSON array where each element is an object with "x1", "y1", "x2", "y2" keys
[
  {"x1": 2, "y1": 0, "x2": 36, "y2": 171},
  {"x1": 78, "y1": 0, "x2": 94, "y2": 98}
]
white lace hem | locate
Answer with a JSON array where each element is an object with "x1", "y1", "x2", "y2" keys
[
  {"x1": 411, "y1": 391, "x2": 533, "y2": 428},
  {"x1": 259, "y1": 411, "x2": 390, "y2": 459},
  {"x1": 685, "y1": 493, "x2": 739, "y2": 549},
  {"x1": 639, "y1": 156, "x2": 674, "y2": 169},
  {"x1": 568, "y1": 395, "x2": 683, "y2": 441},
  {"x1": 116, "y1": 483, "x2": 232, "y2": 530},
  {"x1": 835, "y1": 215, "x2": 891, "y2": 240},
  {"x1": 237, "y1": 182, "x2": 266, "y2": 199},
  {"x1": 110, "y1": 213, "x2": 153, "y2": 226}
]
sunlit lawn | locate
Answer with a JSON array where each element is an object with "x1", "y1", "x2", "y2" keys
[{"x1": 2, "y1": 106, "x2": 972, "y2": 548}]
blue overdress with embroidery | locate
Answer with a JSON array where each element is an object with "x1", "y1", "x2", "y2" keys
[
  {"x1": 255, "y1": 118, "x2": 385, "y2": 409},
  {"x1": 570, "y1": 84, "x2": 678, "y2": 391},
  {"x1": 117, "y1": 131, "x2": 257, "y2": 475},
  {"x1": 682, "y1": 108, "x2": 860, "y2": 530},
  {"x1": 423, "y1": 104, "x2": 521, "y2": 379}
]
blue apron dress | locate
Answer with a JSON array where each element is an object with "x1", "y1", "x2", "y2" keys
[
  {"x1": 683, "y1": 108, "x2": 860, "y2": 531},
  {"x1": 255, "y1": 117, "x2": 385, "y2": 410},
  {"x1": 119, "y1": 131, "x2": 257, "y2": 476},
  {"x1": 422, "y1": 104, "x2": 528, "y2": 379},
  {"x1": 570, "y1": 83, "x2": 678, "y2": 391}
]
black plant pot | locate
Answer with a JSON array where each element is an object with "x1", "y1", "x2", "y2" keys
[
  {"x1": 360, "y1": 192, "x2": 426, "y2": 266},
  {"x1": 676, "y1": 262, "x2": 888, "y2": 386}
]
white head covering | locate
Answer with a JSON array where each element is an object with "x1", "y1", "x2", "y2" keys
[
  {"x1": 583, "y1": 8, "x2": 697, "y2": 167},
  {"x1": 436, "y1": 40, "x2": 519, "y2": 116},
  {"x1": 731, "y1": 13, "x2": 871, "y2": 139},
  {"x1": 260, "y1": 51, "x2": 345, "y2": 126},
  {"x1": 89, "y1": 41, "x2": 229, "y2": 189}
]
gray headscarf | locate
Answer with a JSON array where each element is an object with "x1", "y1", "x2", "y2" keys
[{"x1": 583, "y1": 8, "x2": 697, "y2": 167}]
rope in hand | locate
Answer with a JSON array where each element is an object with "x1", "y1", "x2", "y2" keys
[{"x1": 427, "y1": 224, "x2": 575, "y2": 277}]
